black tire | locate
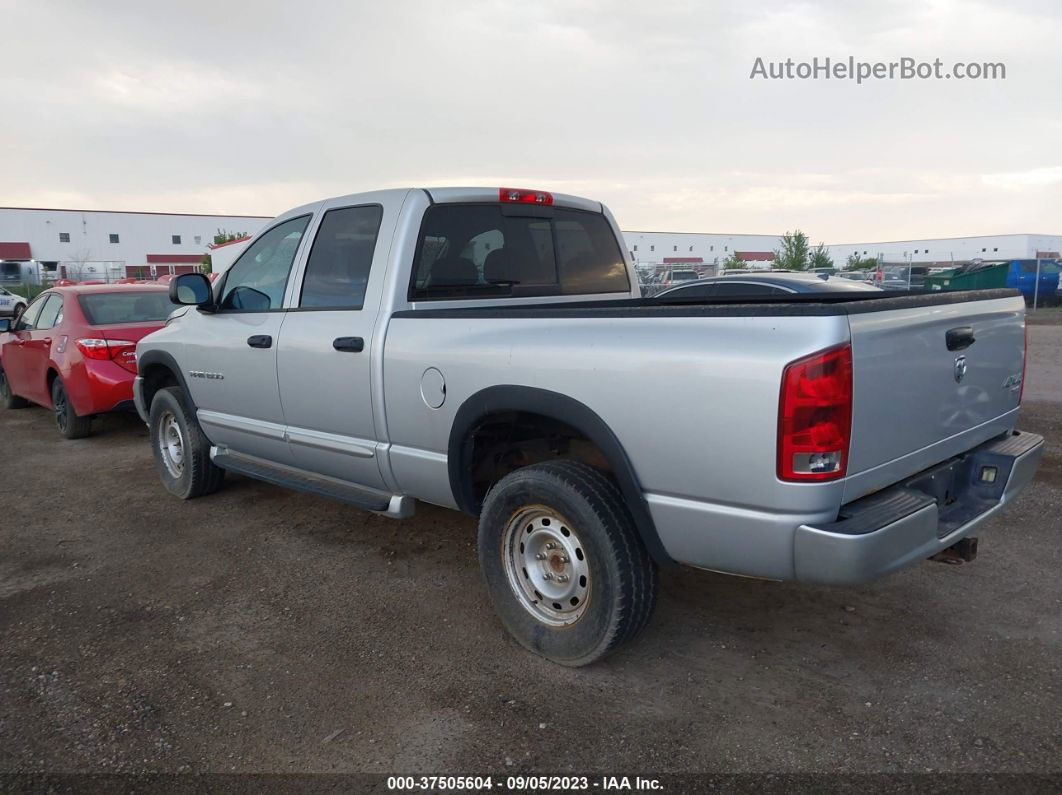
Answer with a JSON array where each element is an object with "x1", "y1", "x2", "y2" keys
[
  {"x1": 148, "y1": 386, "x2": 224, "y2": 499},
  {"x1": 478, "y1": 460, "x2": 658, "y2": 666},
  {"x1": 51, "y1": 377, "x2": 92, "y2": 439},
  {"x1": 0, "y1": 366, "x2": 29, "y2": 409}
]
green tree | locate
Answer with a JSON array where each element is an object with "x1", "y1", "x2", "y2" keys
[
  {"x1": 201, "y1": 229, "x2": 248, "y2": 274},
  {"x1": 845, "y1": 253, "x2": 878, "y2": 271},
  {"x1": 809, "y1": 243, "x2": 834, "y2": 270},
  {"x1": 722, "y1": 251, "x2": 747, "y2": 270},
  {"x1": 773, "y1": 230, "x2": 811, "y2": 270},
  {"x1": 214, "y1": 228, "x2": 246, "y2": 246}
]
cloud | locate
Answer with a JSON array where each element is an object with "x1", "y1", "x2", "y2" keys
[
  {"x1": 0, "y1": 0, "x2": 1060, "y2": 241},
  {"x1": 91, "y1": 65, "x2": 265, "y2": 114},
  {"x1": 982, "y1": 166, "x2": 1062, "y2": 189}
]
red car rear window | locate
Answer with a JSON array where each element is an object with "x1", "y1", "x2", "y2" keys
[{"x1": 78, "y1": 292, "x2": 179, "y2": 325}]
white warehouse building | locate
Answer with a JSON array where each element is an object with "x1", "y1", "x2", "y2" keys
[
  {"x1": 0, "y1": 206, "x2": 270, "y2": 282},
  {"x1": 622, "y1": 230, "x2": 1062, "y2": 272},
  {"x1": 824, "y1": 234, "x2": 1062, "y2": 267},
  {"x1": 2, "y1": 205, "x2": 1059, "y2": 284},
  {"x1": 623, "y1": 230, "x2": 781, "y2": 273}
]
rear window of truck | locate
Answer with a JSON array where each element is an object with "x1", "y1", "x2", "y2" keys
[
  {"x1": 79, "y1": 291, "x2": 179, "y2": 324},
  {"x1": 410, "y1": 204, "x2": 630, "y2": 300}
]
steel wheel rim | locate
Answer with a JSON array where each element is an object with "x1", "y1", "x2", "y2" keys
[
  {"x1": 53, "y1": 385, "x2": 67, "y2": 430},
  {"x1": 502, "y1": 506, "x2": 591, "y2": 626},
  {"x1": 158, "y1": 411, "x2": 186, "y2": 478}
]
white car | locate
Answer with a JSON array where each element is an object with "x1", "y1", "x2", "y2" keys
[{"x1": 0, "y1": 286, "x2": 27, "y2": 317}]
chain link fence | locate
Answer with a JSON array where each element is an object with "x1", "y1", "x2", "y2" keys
[
  {"x1": 0, "y1": 259, "x2": 207, "y2": 308},
  {"x1": 636, "y1": 262, "x2": 723, "y2": 296}
]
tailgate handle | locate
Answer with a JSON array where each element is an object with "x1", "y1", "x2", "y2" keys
[
  {"x1": 946, "y1": 326, "x2": 975, "y2": 351},
  {"x1": 333, "y1": 336, "x2": 364, "y2": 353},
  {"x1": 247, "y1": 335, "x2": 273, "y2": 348}
]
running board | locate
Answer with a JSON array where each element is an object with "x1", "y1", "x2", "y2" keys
[{"x1": 210, "y1": 447, "x2": 414, "y2": 519}]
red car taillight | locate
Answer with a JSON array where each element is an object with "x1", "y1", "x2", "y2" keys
[
  {"x1": 75, "y1": 338, "x2": 139, "y2": 374},
  {"x1": 778, "y1": 343, "x2": 853, "y2": 482}
]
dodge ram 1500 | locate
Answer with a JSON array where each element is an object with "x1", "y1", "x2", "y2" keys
[{"x1": 133, "y1": 187, "x2": 1043, "y2": 665}]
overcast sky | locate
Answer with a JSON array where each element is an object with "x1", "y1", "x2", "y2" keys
[{"x1": 2, "y1": 0, "x2": 1060, "y2": 241}]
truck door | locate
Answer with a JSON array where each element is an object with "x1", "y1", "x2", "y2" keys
[
  {"x1": 276, "y1": 202, "x2": 389, "y2": 490},
  {"x1": 182, "y1": 214, "x2": 313, "y2": 465}
]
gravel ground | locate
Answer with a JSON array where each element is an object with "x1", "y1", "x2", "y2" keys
[{"x1": 0, "y1": 334, "x2": 1060, "y2": 778}]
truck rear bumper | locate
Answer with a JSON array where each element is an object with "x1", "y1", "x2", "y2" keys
[{"x1": 793, "y1": 430, "x2": 1043, "y2": 585}]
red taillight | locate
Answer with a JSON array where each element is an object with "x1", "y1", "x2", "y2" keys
[
  {"x1": 778, "y1": 343, "x2": 853, "y2": 482},
  {"x1": 1019, "y1": 318, "x2": 1027, "y2": 404},
  {"x1": 499, "y1": 187, "x2": 553, "y2": 205},
  {"x1": 75, "y1": 338, "x2": 138, "y2": 373}
]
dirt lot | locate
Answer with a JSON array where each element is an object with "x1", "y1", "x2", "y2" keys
[{"x1": 1, "y1": 331, "x2": 1060, "y2": 778}]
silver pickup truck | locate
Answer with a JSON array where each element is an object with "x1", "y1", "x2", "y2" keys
[{"x1": 134, "y1": 187, "x2": 1043, "y2": 665}]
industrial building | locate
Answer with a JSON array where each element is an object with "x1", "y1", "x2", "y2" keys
[
  {"x1": 622, "y1": 230, "x2": 1062, "y2": 272},
  {"x1": 623, "y1": 230, "x2": 781, "y2": 272},
  {"x1": 0, "y1": 206, "x2": 269, "y2": 282},
  {"x1": 2, "y1": 205, "x2": 1060, "y2": 284},
  {"x1": 824, "y1": 234, "x2": 1062, "y2": 268}
]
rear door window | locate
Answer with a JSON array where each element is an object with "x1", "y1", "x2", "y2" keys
[
  {"x1": 410, "y1": 205, "x2": 629, "y2": 300},
  {"x1": 299, "y1": 205, "x2": 383, "y2": 309},
  {"x1": 35, "y1": 294, "x2": 63, "y2": 329}
]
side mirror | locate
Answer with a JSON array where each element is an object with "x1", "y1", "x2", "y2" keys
[
  {"x1": 170, "y1": 273, "x2": 214, "y2": 309},
  {"x1": 0, "y1": 318, "x2": 9, "y2": 333}
]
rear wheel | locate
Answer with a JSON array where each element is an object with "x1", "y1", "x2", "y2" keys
[
  {"x1": 51, "y1": 377, "x2": 92, "y2": 438},
  {"x1": 0, "y1": 366, "x2": 29, "y2": 409},
  {"x1": 478, "y1": 460, "x2": 658, "y2": 666},
  {"x1": 149, "y1": 386, "x2": 224, "y2": 499}
]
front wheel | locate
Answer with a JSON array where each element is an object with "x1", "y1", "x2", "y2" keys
[
  {"x1": 478, "y1": 460, "x2": 658, "y2": 666},
  {"x1": 148, "y1": 386, "x2": 224, "y2": 499},
  {"x1": 52, "y1": 377, "x2": 92, "y2": 438}
]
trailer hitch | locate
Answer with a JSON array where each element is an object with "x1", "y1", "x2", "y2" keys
[{"x1": 929, "y1": 537, "x2": 979, "y2": 565}]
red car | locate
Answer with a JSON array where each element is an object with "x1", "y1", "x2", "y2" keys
[{"x1": 0, "y1": 285, "x2": 177, "y2": 438}]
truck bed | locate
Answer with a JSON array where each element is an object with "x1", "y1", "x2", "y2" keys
[
  {"x1": 386, "y1": 287, "x2": 1027, "y2": 580},
  {"x1": 396, "y1": 287, "x2": 1018, "y2": 317}
]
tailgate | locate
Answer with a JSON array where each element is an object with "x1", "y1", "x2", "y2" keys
[{"x1": 843, "y1": 292, "x2": 1026, "y2": 503}]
